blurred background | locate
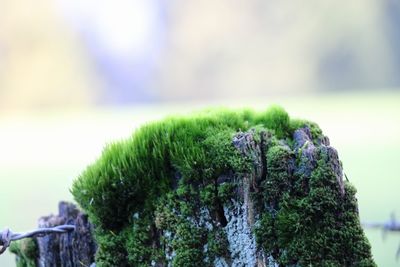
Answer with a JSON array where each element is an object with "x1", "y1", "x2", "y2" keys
[{"x1": 0, "y1": 0, "x2": 399, "y2": 266}]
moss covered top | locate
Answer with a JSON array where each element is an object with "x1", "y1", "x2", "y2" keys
[
  {"x1": 71, "y1": 106, "x2": 375, "y2": 266},
  {"x1": 72, "y1": 106, "x2": 299, "y2": 229}
]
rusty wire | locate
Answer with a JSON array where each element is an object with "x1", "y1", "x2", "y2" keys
[{"x1": 0, "y1": 225, "x2": 75, "y2": 255}]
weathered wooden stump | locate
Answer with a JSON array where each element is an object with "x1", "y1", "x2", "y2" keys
[
  {"x1": 10, "y1": 201, "x2": 97, "y2": 267},
  {"x1": 69, "y1": 108, "x2": 375, "y2": 266}
]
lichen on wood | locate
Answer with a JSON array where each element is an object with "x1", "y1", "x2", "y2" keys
[{"x1": 70, "y1": 106, "x2": 375, "y2": 266}]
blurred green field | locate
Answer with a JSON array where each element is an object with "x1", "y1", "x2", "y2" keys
[{"x1": 0, "y1": 92, "x2": 399, "y2": 266}]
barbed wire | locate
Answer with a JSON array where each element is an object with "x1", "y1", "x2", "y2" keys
[{"x1": 0, "y1": 225, "x2": 75, "y2": 255}]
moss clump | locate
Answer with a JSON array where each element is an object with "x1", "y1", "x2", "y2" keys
[
  {"x1": 72, "y1": 106, "x2": 289, "y2": 229},
  {"x1": 72, "y1": 106, "x2": 375, "y2": 266},
  {"x1": 255, "y1": 143, "x2": 375, "y2": 266},
  {"x1": 9, "y1": 238, "x2": 38, "y2": 267}
]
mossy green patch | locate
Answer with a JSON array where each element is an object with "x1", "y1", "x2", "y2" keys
[
  {"x1": 71, "y1": 106, "x2": 288, "y2": 230},
  {"x1": 255, "y1": 145, "x2": 375, "y2": 266},
  {"x1": 9, "y1": 238, "x2": 38, "y2": 267},
  {"x1": 71, "y1": 106, "x2": 375, "y2": 266}
]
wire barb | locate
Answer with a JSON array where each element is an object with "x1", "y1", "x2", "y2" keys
[{"x1": 0, "y1": 225, "x2": 75, "y2": 255}]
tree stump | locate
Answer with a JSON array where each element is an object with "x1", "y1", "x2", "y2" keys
[
  {"x1": 69, "y1": 108, "x2": 376, "y2": 266},
  {"x1": 11, "y1": 107, "x2": 376, "y2": 266},
  {"x1": 10, "y1": 201, "x2": 97, "y2": 267}
]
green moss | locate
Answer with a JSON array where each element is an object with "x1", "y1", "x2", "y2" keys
[
  {"x1": 171, "y1": 222, "x2": 205, "y2": 267},
  {"x1": 94, "y1": 229, "x2": 129, "y2": 267},
  {"x1": 9, "y1": 238, "x2": 38, "y2": 267},
  {"x1": 255, "y1": 146, "x2": 376, "y2": 266},
  {"x1": 217, "y1": 182, "x2": 235, "y2": 203},
  {"x1": 207, "y1": 228, "x2": 229, "y2": 261},
  {"x1": 72, "y1": 106, "x2": 289, "y2": 229},
  {"x1": 125, "y1": 217, "x2": 157, "y2": 267},
  {"x1": 262, "y1": 143, "x2": 294, "y2": 208},
  {"x1": 72, "y1": 106, "x2": 374, "y2": 266}
]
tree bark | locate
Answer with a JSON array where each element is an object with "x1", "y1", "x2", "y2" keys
[{"x1": 29, "y1": 201, "x2": 96, "y2": 267}]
